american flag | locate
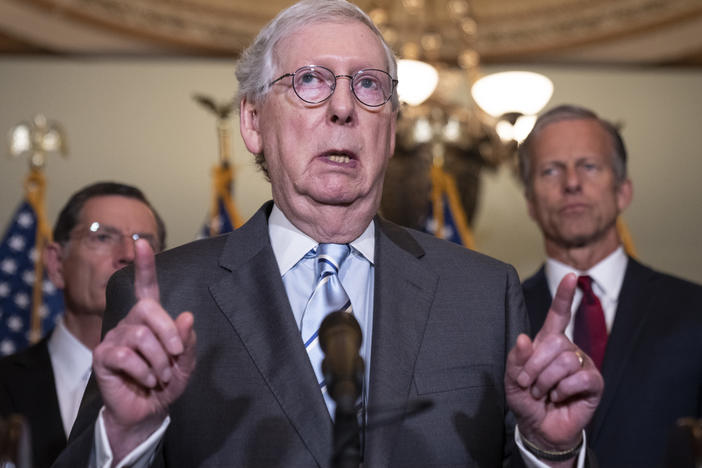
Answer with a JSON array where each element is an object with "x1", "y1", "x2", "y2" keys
[
  {"x1": 198, "y1": 162, "x2": 243, "y2": 238},
  {"x1": 424, "y1": 192, "x2": 468, "y2": 246},
  {"x1": 0, "y1": 200, "x2": 64, "y2": 356},
  {"x1": 199, "y1": 197, "x2": 236, "y2": 238},
  {"x1": 423, "y1": 166, "x2": 475, "y2": 249}
]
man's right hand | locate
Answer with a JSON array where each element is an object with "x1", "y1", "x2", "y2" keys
[{"x1": 92, "y1": 239, "x2": 197, "y2": 461}]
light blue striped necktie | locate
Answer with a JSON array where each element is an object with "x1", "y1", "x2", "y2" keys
[{"x1": 301, "y1": 243, "x2": 352, "y2": 406}]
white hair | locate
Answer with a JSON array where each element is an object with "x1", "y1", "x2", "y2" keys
[{"x1": 235, "y1": 0, "x2": 398, "y2": 110}]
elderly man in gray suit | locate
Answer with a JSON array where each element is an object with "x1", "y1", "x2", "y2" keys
[{"x1": 55, "y1": 1, "x2": 603, "y2": 467}]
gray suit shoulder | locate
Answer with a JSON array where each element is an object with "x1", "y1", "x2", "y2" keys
[
  {"x1": 155, "y1": 233, "x2": 230, "y2": 270},
  {"x1": 396, "y1": 222, "x2": 519, "y2": 276}
]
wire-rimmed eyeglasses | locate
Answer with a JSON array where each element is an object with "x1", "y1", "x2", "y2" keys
[
  {"x1": 70, "y1": 221, "x2": 159, "y2": 254},
  {"x1": 269, "y1": 65, "x2": 398, "y2": 107}
]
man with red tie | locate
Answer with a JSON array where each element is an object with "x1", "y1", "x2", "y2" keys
[{"x1": 520, "y1": 104, "x2": 702, "y2": 468}]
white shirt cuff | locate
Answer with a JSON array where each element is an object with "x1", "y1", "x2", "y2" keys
[
  {"x1": 515, "y1": 425, "x2": 587, "y2": 468},
  {"x1": 92, "y1": 406, "x2": 170, "y2": 468}
]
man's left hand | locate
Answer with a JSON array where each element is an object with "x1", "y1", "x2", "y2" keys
[{"x1": 505, "y1": 273, "x2": 604, "y2": 452}]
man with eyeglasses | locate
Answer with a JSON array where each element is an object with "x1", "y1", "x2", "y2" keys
[
  {"x1": 0, "y1": 181, "x2": 164, "y2": 468},
  {"x1": 57, "y1": 1, "x2": 602, "y2": 467}
]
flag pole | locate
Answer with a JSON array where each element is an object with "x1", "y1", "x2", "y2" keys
[
  {"x1": 194, "y1": 95, "x2": 243, "y2": 234},
  {"x1": 25, "y1": 169, "x2": 51, "y2": 343},
  {"x1": 8, "y1": 114, "x2": 68, "y2": 343},
  {"x1": 429, "y1": 144, "x2": 476, "y2": 249},
  {"x1": 214, "y1": 117, "x2": 243, "y2": 230},
  {"x1": 617, "y1": 217, "x2": 637, "y2": 258}
]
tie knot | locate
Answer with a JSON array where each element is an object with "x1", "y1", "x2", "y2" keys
[
  {"x1": 577, "y1": 275, "x2": 595, "y2": 294},
  {"x1": 315, "y1": 243, "x2": 350, "y2": 277}
]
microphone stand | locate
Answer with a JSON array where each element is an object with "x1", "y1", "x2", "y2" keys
[
  {"x1": 332, "y1": 401, "x2": 362, "y2": 468},
  {"x1": 319, "y1": 312, "x2": 435, "y2": 468},
  {"x1": 319, "y1": 311, "x2": 364, "y2": 468}
]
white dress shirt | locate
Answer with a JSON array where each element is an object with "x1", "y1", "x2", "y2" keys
[
  {"x1": 544, "y1": 246, "x2": 628, "y2": 339},
  {"x1": 269, "y1": 205, "x2": 375, "y2": 417},
  {"x1": 47, "y1": 316, "x2": 93, "y2": 437}
]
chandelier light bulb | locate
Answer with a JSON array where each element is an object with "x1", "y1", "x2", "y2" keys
[
  {"x1": 471, "y1": 71, "x2": 554, "y2": 117},
  {"x1": 512, "y1": 115, "x2": 537, "y2": 143},
  {"x1": 397, "y1": 59, "x2": 439, "y2": 106}
]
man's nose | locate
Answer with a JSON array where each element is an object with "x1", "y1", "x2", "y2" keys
[
  {"x1": 564, "y1": 165, "x2": 582, "y2": 193},
  {"x1": 114, "y1": 236, "x2": 137, "y2": 266},
  {"x1": 327, "y1": 76, "x2": 355, "y2": 125}
]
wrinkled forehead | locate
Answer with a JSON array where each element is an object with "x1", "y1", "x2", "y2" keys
[
  {"x1": 272, "y1": 19, "x2": 388, "y2": 72},
  {"x1": 536, "y1": 118, "x2": 615, "y2": 156}
]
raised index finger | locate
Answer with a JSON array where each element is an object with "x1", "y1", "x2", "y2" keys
[
  {"x1": 536, "y1": 273, "x2": 577, "y2": 339},
  {"x1": 134, "y1": 238, "x2": 160, "y2": 302}
]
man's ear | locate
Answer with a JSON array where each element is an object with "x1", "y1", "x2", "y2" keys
[
  {"x1": 616, "y1": 178, "x2": 633, "y2": 212},
  {"x1": 525, "y1": 187, "x2": 537, "y2": 221},
  {"x1": 240, "y1": 96, "x2": 263, "y2": 155},
  {"x1": 44, "y1": 242, "x2": 65, "y2": 290},
  {"x1": 526, "y1": 199, "x2": 536, "y2": 222},
  {"x1": 388, "y1": 111, "x2": 397, "y2": 158}
]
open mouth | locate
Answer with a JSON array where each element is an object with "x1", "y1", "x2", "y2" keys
[
  {"x1": 321, "y1": 150, "x2": 356, "y2": 164},
  {"x1": 327, "y1": 154, "x2": 351, "y2": 163}
]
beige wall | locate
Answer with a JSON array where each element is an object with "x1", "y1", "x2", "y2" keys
[{"x1": 1, "y1": 58, "x2": 701, "y2": 284}]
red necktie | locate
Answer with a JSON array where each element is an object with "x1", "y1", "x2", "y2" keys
[{"x1": 573, "y1": 275, "x2": 608, "y2": 370}]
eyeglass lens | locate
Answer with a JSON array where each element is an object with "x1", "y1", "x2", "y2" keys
[
  {"x1": 292, "y1": 66, "x2": 394, "y2": 107},
  {"x1": 78, "y1": 222, "x2": 158, "y2": 253}
]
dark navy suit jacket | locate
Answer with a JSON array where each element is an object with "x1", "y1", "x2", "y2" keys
[
  {"x1": 0, "y1": 335, "x2": 67, "y2": 468},
  {"x1": 523, "y1": 257, "x2": 702, "y2": 468}
]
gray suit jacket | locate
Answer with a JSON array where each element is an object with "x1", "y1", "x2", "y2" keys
[{"x1": 56, "y1": 202, "x2": 528, "y2": 467}]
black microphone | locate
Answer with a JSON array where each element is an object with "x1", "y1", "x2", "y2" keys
[
  {"x1": 319, "y1": 310, "x2": 364, "y2": 415},
  {"x1": 319, "y1": 310, "x2": 364, "y2": 468}
]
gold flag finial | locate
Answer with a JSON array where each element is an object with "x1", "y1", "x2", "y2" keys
[
  {"x1": 193, "y1": 94, "x2": 236, "y2": 164},
  {"x1": 8, "y1": 114, "x2": 68, "y2": 169}
]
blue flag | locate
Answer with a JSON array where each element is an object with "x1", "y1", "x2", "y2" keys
[
  {"x1": 424, "y1": 193, "x2": 465, "y2": 245},
  {"x1": 0, "y1": 201, "x2": 64, "y2": 356},
  {"x1": 199, "y1": 197, "x2": 235, "y2": 238},
  {"x1": 423, "y1": 166, "x2": 475, "y2": 249},
  {"x1": 198, "y1": 162, "x2": 243, "y2": 239}
]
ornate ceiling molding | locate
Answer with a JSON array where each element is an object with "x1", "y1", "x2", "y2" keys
[
  {"x1": 473, "y1": 0, "x2": 702, "y2": 60},
  {"x1": 0, "y1": 0, "x2": 701, "y2": 64}
]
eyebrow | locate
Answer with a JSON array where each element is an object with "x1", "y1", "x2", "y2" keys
[{"x1": 96, "y1": 224, "x2": 121, "y2": 234}]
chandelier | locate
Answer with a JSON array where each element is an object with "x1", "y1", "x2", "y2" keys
[
  {"x1": 370, "y1": 0, "x2": 553, "y2": 244},
  {"x1": 369, "y1": 0, "x2": 553, "y2": 141}
]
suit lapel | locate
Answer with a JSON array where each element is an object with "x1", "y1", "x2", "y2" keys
[
  {"x1": 208, "y1": 203, "x2": 332, "y2": 467},
  {"x1": 589, "y1": 258, "x2": 656, "y2": 441},
  {"x1": 364, "y1": 219, "x2": 438, "y2": 466}
]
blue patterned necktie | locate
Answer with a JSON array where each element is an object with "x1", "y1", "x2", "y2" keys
[{"x1": 301, "y1": 243, "x2": 352, "y2": 407}]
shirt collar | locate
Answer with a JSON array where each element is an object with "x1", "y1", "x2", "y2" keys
[
  {"x1": 268, "y1": 204, "x2": 375, "y2": 275},
  {"x1": 47, "y1": 316, "x2": 93, "y2": 380},
  {"x1": 545, "y1": 246, "x2": 628, "y2": 300}
]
